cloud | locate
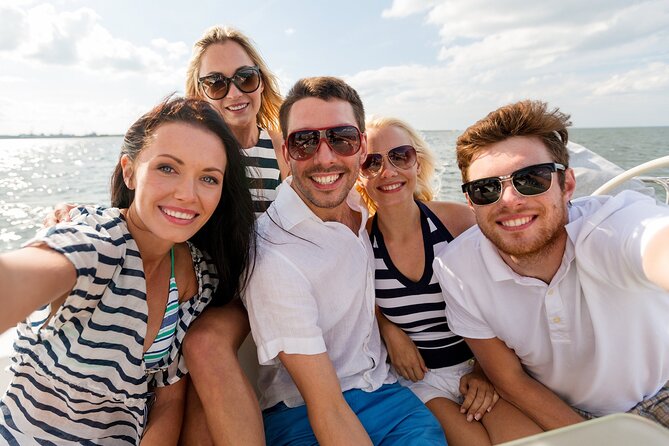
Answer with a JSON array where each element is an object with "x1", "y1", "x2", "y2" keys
[
  {"x1": 284, "y1": 28, "x2": 295, "y2": 36},
  {"x1": 593, "y1": 62, "x2": 669, "y2": 95},
  {"x1": 0, "y1": 3, "x2": 189, "y2": 83},
  {"x1": 366, "y1": 0, "x2": 669, "y2": 127}
]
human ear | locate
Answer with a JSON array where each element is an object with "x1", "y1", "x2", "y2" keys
[{"x1": 120, "y1": 155, "x2": 135, "y2": 190}]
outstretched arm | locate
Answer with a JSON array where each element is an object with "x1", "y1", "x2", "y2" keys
[
  {"x1": 279, "y1": 352, "x2": 373, "y2": 446},
  {"x1": 643, "y1": 225, "x2": 669, "y2": 291},
  {"x1": 466, "y1": 337, "x2": 584, "y2": 430},
  {"x1": 0, "y1": 246, "x2": 75, "y2": 332}
]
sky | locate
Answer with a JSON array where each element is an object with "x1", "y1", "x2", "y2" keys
[{"x1": 1, "y1": 0, "x2": 668, "y2": 135}]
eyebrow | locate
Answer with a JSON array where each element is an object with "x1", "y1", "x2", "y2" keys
[{"x1": 157, "y1": 154, "x2": 225, "y2": 175}]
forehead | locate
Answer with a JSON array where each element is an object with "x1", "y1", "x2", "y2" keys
[
  {"x1": 468, "y1": 136, "x2": 553, "y2": 179},
  {"x1": 199, "y1": 41, "x2": 253, "y2": 76},
  {"x1": 140, "y1": 122, "x2": 226, "y2": 165},
  {"x1": 286, "y1": 97, "x2": 357, "y2": 133},
  {"x1": 367, "y1": 125, "x2": 411, "y2": 153}
]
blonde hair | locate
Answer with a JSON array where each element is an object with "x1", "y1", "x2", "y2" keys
[
  {"x1": 357, "y1": 117, "x2": 438, "y2": 214},
  {"x1": 185, "y1": 25, "x2": 282, "y2": 132}
]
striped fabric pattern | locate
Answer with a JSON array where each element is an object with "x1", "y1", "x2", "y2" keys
[
  {"x1": 143, "y1": 267, "x2": 179, "y2": 369},
  {"x1": 372, "y1": 201, "x2": 472, "y2": 369},
  {"x1": 244, "y1": 129, "x2": 281, "y2": 216},
  {"x1": 0, "y1": 206, "x2": 216, "y2": 445}
]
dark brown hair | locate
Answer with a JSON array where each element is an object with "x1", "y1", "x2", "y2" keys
[
  {"x1": 110, "y1": 96, "x2": 255, "y2": 304},
  {"x1": 279, "y1": 76, "x2": 365, "y2": 138}
]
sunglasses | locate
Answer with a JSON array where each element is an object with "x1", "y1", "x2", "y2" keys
[
  {"x1": 198, "y1": 66, "x2": 261, "y2": 100},
  {"x1": 462, "y1": 162, "x2": 566, "y2": 206},
  {"x1": 360, "y1": 145, "x2": 417, "y2": 179},
  {"x1": 286, "y1": 125, "x2": 362, "y2": 161}
]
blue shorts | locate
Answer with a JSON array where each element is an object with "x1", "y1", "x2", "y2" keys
[{"x1": 263, "y1": 382, "x2": 446, "y2": 445}]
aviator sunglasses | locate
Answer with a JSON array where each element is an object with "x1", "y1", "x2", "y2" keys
[
  {"x1": 462, "y1": 162, "x2": 566, "y2": 206},
  {"x1": 360, "y1": 145, "x2": 417, "y2": 179},
  {"x1": 286, "y1": 125, "x2": 362, "y2": 161},
  {"x1": 198, "y1": 66, "x2": 261, "y2": 100}
]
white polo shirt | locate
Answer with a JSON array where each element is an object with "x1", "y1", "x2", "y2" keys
[
  {"x1": 434, "y1": 191, "x2": 669, "y2": 416},
  {"x1": 243, "y1": 177, "x2": 394, "y2": 410}
]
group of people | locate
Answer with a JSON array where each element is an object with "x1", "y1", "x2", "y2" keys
[{"x1": 0, "y1": 24, "x2": 667, "y2": 446}]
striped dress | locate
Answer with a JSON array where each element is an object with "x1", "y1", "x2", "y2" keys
[
  {"x1": 244, "y1": 129, "x2": 281, "y2": 216},
  {"x1": 0, "y1": 206, "x2": 216, "y2": 445},
  {"x1": 371, "y1": 201, "x2": 472, "y2": 369}
]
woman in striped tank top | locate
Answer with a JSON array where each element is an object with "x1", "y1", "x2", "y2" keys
[
  {"x1": 0, "y1": 97, "x2": 256, "y2": 444},
  {"x1": 180, "y1": 26, "x2": 289, "y2": 445},
  {"x1": 357, "y1": 117, "x2": 542, "y2": 445}
]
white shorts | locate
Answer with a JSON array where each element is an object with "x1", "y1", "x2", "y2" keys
[{"x1": 396, "y1": 359, "x2": 474, "y2": 404}]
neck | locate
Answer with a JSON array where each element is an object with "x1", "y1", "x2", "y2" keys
[
  {"x1": 232, "y1": 124, "x2": 259, "y2": 149},
  {"x1": 375, "y1": 199, "x2": 420, "y2": 241},
  {"x1": 122, "y1": 207, "x2": 174, "y2": 274},
  {"x1": 499, "y1": 230, "x2": 568, "y2": 284}
]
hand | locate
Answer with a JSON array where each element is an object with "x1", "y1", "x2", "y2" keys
[
  {"x1": 459, "y1": 366, "x2": 499, "y2": 422},
  {"x1": 42, "y1": 203, "x2": 77, "y2": 227},
  {"x1": 379, "y1": 319, "x2": 427, "y2": 382}
]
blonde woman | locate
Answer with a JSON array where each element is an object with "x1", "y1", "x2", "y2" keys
[
  {"x1": 357, "y1": 117, "x2": 542, "y2": 445},
  {"x1": 180, "y1": 25, "x2": 291, "y2": 445}
]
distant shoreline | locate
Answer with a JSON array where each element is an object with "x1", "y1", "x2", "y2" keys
[{"x1": 0, "y1": 134, "x2": 122, "y2": 139}]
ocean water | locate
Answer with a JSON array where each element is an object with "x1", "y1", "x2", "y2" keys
[{"x1": 0, "y1": 127, "x2": 667, "y2": 253}]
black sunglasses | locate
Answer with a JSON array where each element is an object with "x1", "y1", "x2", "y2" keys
[
  {"x1": 198, "y1": 66, "x2": 261, "y2": 100},
  {"x1": 360, "y1": 145, "x2": 417, "y2": 179},
  {"x1": 462, "y1": 162, "x2": 566, "y2": 206},
  {"x1": 286, "y1": 125, "x2": 362, "y2": 161}
]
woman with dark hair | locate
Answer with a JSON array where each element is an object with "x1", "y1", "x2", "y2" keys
[{"x1": 0, "y1": 97, "x2": 255, "y2": 445}]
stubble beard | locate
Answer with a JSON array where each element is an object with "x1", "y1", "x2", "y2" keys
[
  {"x1": 292, "y1": 165, "x2": 356, "y2": 210},
  {"x1": 479, "y1": 201, "x2": 569, "y2": 262}
]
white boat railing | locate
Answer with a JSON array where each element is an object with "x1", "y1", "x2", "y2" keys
[{"x1": 591, "y1": 155, "x2": 669, "y2": 203}]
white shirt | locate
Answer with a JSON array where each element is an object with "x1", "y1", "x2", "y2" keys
[
  {"x1": 434, "y1": 191, "x2": 669, "y2": 415},
  {"x1": 243, "y1": 177, "x2": 393, "y2": 409}
]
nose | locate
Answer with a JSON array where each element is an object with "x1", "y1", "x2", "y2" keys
[
  {"x1": 174, "y1": 177, "x2": 197, "y2": 202},
  {"x1": 378, "y1": 156, "x2": 397, "y2": 178},
  {"x1": 226, "y1": 80, "x2": 243, "y2": 99},
  {"x1": 498, "y1": 178, "x2": 524, "y2": 204},
  {"x1": 312, "y1": 138, "x2": 337, "y2": 165}
]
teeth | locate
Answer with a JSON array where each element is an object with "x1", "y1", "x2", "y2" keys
[
  {"x1": 312, "y1": 174, "x2": 340, "y2": 185},
  {"x1": 500, "y1": 217, "x2": 532, "y2": 227},
  {"x1": 163, "y1": 208, "x2": 195, "y2": 220},
  {"x1": 379, "y1": 183, "x2": 402, "y2": 191},
  {"x1": 227, "y1": 104, "x2": 247, "y2": 111}
]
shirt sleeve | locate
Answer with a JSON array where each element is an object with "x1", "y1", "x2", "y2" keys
[
  {"x1": 434, "y1": 256, "x2": 497, "y2": 339},
  {"x1": 576, "y1": 192, "x2": 669, "y2": 288},
  {"x1": 243, "y1": 247, "x2": 326, "y2": 365},
  {"x1": 24, "y1": 206, "x2": 125, "y2": 327}
]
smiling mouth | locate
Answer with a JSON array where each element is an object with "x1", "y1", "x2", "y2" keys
[
  {"x1": 378, "y1": 182, "x2": 403, "y2": 191},
  {"x1": 161, "y1": 207, "x2": 197, "y2": 220},
  {"x1": 311, "y1": 173, "x2": 341, "y2": 185},
  {"x1": 499, "y1": 216, "x2": 533, "y2": 227},
  {"x1": 227, "y1": 103, "x2": 248, "y2": 111}
]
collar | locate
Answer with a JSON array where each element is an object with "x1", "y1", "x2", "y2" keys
[{"x1": 271, "y1": 176, "x2": 369, "y2": 233}]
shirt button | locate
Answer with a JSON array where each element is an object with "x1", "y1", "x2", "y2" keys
[
  {"x1": 552, "y1": 317, "x2": 561, "y2": 323},
  {"x1": 547, "y1": 290, "x2": 554, "y2": 296}
]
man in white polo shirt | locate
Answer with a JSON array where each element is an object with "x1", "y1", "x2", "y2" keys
[
  {"x1": 434, "y1": 99, "x2": 669, "y2": 430},
  {"x1": 243, "y1": 76, "x2": 446, "y2": 445}
]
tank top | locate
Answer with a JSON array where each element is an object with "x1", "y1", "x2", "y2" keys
[
  {"x1": 244, "y1": 128, "x2": 281, "y2": 216},
  {"x1": 371, "y1": 201, "x2": 472, "y2": 369}
]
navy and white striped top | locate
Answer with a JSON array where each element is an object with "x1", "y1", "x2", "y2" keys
[
  {"x1": 0, "y1": 206, "x2": 216, "y2": 445},
  {"x1": 371, "y1": 201, "x2": 472, "y2": 369},
  {"x1": 244, "y1": 129, "x2": 281, "y2": 216}
]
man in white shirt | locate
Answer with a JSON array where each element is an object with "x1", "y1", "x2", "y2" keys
[
  {"x1": 243, "y1": 77, "x2": 446, "y2": 445},
  {"x1": 434, "y1": 99, "x2": 669, "y2": 430}
]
